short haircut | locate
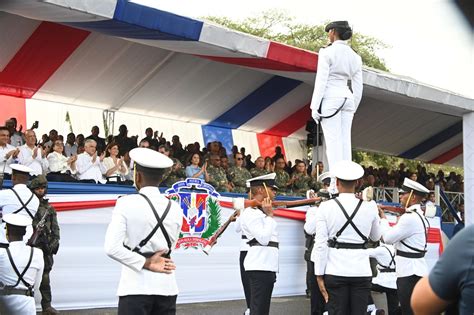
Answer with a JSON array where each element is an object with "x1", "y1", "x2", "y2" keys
[
  {"x1": 136, "y1": 164, "x2": 167, "y2": 184},
  {"x1": 84, "y1": 139, "x2": 97, "y2": 146},
  {"x1": 0, "y1": 126, "x2": 9, "y2": 133}
]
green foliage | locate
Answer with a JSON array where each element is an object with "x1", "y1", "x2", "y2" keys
[
  {"x1": 201, "y1": 197, "x2": 221, "y2": 239},
  {"x1": 205, "y1": 10, "x2": 389, "y2": 71}
]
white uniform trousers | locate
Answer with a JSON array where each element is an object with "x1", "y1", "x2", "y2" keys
[{"x1": 319, "y1": 97, "x2": 355, "y2": 171}]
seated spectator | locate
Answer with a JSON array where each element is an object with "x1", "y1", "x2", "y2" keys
[
  {"x1": 158, "y1": 144, "x2": 171, "y2": 156},
  {"x1": 102, "y1": 143, "x2": 129, "y2": 184},
  {"x1": 453, "y1": 202, "x2": 465, "y2": 236},
  {"x1": 0, "y1": 126, "x2": 19, "y2": 179},
  {"x1": 162, "y1": 158, "x2": 186, "y2": 187},
  {"x1": 250, "y1": 156, "x2": 269, "y2": 177},
  {"x1": 264, "y1": 156, "x2": 274, "y2": 173},
  {"x1": 64, "y1": 132, "x2": 78, "y2": 157},
  {"x1": 43, "y1": 129, "x2": 58, "y2": 151},
  {"x1": 86, "y1": 126, "x2": 106, "y2": 155},
  {"x1": 76, "y1": 134, "x2": 85, "y2": 154},
  {"x1": 290, "y1": 160, "x2": 311, "y2": 197},
  {"x1": 76, "y1": 139, "x2": 106, "y2": 183},
  {"x1": 47, "y1": 140, "x2": 77, "y2": 182},
  {"x1": 140, "y1": 127, "x2": 160, "y2": 149},
  {"x1": 18, "y1": 129, "x2": 48, "y2": 176},
  {"x1": 228, "y1": 145, "x2": 239, "y2": 166},
  {"x1": 274, "y1": 157, "x2": 291, "y2": 195},
  {"x1": 138, "y1": 139, "x2": 150, "y2": 148},
  {"x1": 424, "y1": 192, "x2": 436, "y2": 207},
  {"x1": 5, "y1": 118, "x2": 24, "y2": 147},
  {"x1": 271, "y1": 146, "x2": 284, "y2": 162},
  {"x1": 221, "y1": 156, "x2": 230, "y2": 174},
  {"x1": 227, "y1": 153, "x2": 251, "y2": 193},
  {"x1": 207, "y1": 154, "x2": 232, "y2": 192},
  {"x1": 185, "y1": 153, "x2": 209, "y2": 181},
  {"x1": 245, "y1": 154, "x2": 255, "y2": 170}
]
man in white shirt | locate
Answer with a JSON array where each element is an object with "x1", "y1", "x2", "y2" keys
[
  {"x1": 311, "y1": 160, "x2": 381, "y2": 315},
  {"x1": 310, "y1": 21, "x2": 363, "y2": 174},
  {"x1": 0, "y1": 164, "x2": 39, "y2": 244},
  {"x1": 18, "y1": 130, "x2": 48, "y2": 176},
  {"x1": 76, "y1": 139, "x2": 106, "y2": 183},
  {"x1": 240, "y1": 173, "x2": 279, "y2": 315},
  {"x1": 0, "y1": 126, "x2": 19, "y2": 179},
  {"x1": 0, "y1": 213, "x2": 44, "y2": 315},
  {"x1": 379, "y1": 178, "x2": 430, "y2": 315},
  {"x1": 104, "y1": 148, "x2": 182, "y2": 315}
]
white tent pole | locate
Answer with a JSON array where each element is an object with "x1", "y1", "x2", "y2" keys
[{"x1": 463, "y1": 112, "x2": 474, "y2": 226}]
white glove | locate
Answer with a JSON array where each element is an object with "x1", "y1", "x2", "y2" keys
[{"x1": 312, "y1": 113, "x2": 321, "y2": 124}]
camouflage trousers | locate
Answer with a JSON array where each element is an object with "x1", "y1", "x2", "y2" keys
[{"x1": 40, "y1": 254, "x2": 54, "y2": 309}]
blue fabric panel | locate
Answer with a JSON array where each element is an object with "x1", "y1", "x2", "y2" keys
[
  {"x1": 201, "y1": 125, "x2": 234, "y2": 154},
  {"x1": 207, "y1": 76, "x2": 301, "y2": 129},
  {"x1": 2, "y1": 180, "x2": 137, "y2": 195},
  {"x1": 65, "y1": 0, "x2": 203, "y2": 41},
  {"x1": 399, "y1": 121, "x2": 462, "y2": 159}
]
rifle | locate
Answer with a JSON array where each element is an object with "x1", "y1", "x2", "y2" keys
[
  {"x1": 27, "y1": 211, "x2": 48, "y2": 247},
  {"x1": 202, "y1": 210, "x2": 238, "y2": 255}
]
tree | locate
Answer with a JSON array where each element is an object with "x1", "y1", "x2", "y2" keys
[{"x1": 205, "y1": 10, "x2": 389, "y2": 71}]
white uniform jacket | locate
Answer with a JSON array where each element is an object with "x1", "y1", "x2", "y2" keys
[
  {"x1": 304, "y1": 206, "x2": 318, "y2": 235},
  {"x1": 380, "y1": 204, "x2": 429, "y2": 277},
  {"x1": 104, "y1": 186, "x2": 183, "y2": 297},
  {"x1": 47, "y1": 152, "x2": 76, "y2": 174},
  {"x1": 240, "y1": 207, "x2": 279, "y2": 272},
  {"x1": 18, "y1": 145, "x2": 48, "y2": 176},
  {"x1": 367, "y1": 244, "x2": 397, "y2": 289},
  {"x1": 0, "y1": 144, "x2": 17, "y2": 175},
  {"x1": 0, "y1": 242, "x2": 44, "y2": 315},
  {"x1": 310, "y1": 40, "x2": 363, "y2": 118},
  {"x1": 76, "y1": 152, "x2": 107, "y2": 183},
  {"x1": 0, "y1": 184, "x2": 39, "y2": 244},
  {"x1": 234, "y1": 215, "x2": 250, "y2": 252},
  {"x1": 311, "y1": 193, "x2": 382, "y2": 277}
]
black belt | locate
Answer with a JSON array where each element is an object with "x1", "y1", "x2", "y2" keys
[
  {"x1": 0, "y1": 243, "x2": 9, "y2": 249},
  {"x1": 241, "y1": 235, "x2": 248, "y2": 240},
  {"x1": 0, "y1": 287, "x2": 33, "y2": 297},
  {"x1": 247, "y1": 239, "x2": 279, "y2": 248},
  {"x1": 379, "y1": 268, "x2": 396, "y2": 273},
  {"x1": 327, "y1": 239, "x2": 368, "y2": 249},
  {"x1": 396, "y1": 250, "x2": 425, "y2": 258}
]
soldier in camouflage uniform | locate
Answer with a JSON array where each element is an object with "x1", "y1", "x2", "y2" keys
[
  {"x1": 227, "y1": 153, "x2": 251, "y2": 193},
  {"x1": 290, "y1": 161, "x2": 312, "y2": 197},
  {"x1": 207, "y1": 154, "x2": 232, "y2": 192},
  {"x1": 162, "y1": 158, "x2": 186, "y2": 187},
  {"x1": 274, "y1": 157, "x2": 291, "y2": 195},
  {"x1": 29, "y1": 176, "x2": 60, "y2": 315},
  {"x1": 250, "y1": 156, "x2": 269, "y2": 178}
]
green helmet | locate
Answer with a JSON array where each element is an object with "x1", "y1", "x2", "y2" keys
[{"x1": 29, "y1": 175, "x2": 48, "y2": 190}]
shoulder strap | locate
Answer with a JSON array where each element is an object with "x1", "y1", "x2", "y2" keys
[
  {"x1": 131, "y1": 194, "x2": 172, "y2": 257},
  {"x1": 333, "y1": 198, "x2": 367, "y2": 242},
  {"x1": 9, "y1": 188, "x2": 35, "y2": 219},
  {"x1": 5, "y1": 246, "x2": 34, "y2": 291},
  {"x1": 400, "y1": 211, "x2": 429, "y2": 253},
  {"x1": 378, "y1": 245, "x2": 396, "y2": 269}
]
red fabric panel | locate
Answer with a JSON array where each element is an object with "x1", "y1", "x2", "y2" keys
[
  {"x1": 51, "y1": 200, "x2": 116, "y2": 212},
  {"x1": 429, "y1": 144, "x2": 463, "y2": 164},
  {"x1": 264, "y1": 104, "x2": 310, "y2": 137},
  {"x1": 267, "y1": 42, "x2": 317, "y2": 72},
  {"x1": 0, "y1": 95, "x2": 26, "y2": 128},
  {"x1": 0, "y1": 22, "x2": 89, "y2": 98},
  {"x1": 256, "y1": 133, "x2": 286, "y2": 159},
  {"x1": 197, "y1": 55, "x2": 315, "y2": 72}
]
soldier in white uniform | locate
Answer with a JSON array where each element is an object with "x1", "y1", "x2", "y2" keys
[
  {"x1": 0, "y1": 164, "x2": 39, "y2": 244},
  {"x1": 0, "y1": 213, "x2": 44, "y2": 315},
  {"x1": 310, "y1": 21, "x2": 363, "y2": 173},
  {"x1": 379, "y1": 178, "x2": 430, "y2": 315},
  {"x1": 311, "y1": 160, "x2": 382, "y2": 315},
  {"x1": 240, "y1": 173, "x2": 279, "y2": 315},
  {"x1": 104, "y1": 148, "x2": 183, "y2": 315}
]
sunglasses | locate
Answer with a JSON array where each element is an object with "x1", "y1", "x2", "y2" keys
[{"x1": 236, "y1": 158, "x2": 243, "y2": 160}]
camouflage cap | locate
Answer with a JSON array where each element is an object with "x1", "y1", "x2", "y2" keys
[{"x1": 29, "y1": 175, "x2": 48, "y2": 190}]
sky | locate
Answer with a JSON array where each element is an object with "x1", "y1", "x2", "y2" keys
[{"x1": 135, "y1": 0, "x2": 474, "y2": 98}]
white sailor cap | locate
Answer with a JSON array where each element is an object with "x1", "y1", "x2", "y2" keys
[
  {"x1": 2, "y1": 213, "x2": 32, "y2": 227},
  {"x1": 10, "y1": 164, "x2": 34, "y2": 175},
  {"x1": 399, "y1": 178, "x2": 430, "y2": 196},
  {"x1": 333, "y1": 160, "x2": 364, "y2": 181},
  {"x1": 246, "y1": 173, "x2": 278, "y2": 189},
  {"x1": 317, "y1": 172, "x2": 332, "y2": 184},
  {"x1": 129, "y1": 148, "x2": 173, "y2": 169}
]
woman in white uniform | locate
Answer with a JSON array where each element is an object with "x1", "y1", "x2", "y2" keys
[{"x1": 310, "y1": 21, "x2": 363, "y2": 173}]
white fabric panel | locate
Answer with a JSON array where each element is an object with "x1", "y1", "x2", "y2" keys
[
  {"x1": 231, "y1": 129, "x2": 260, "y2": 160},
  {"x1": 112, "y1": 111, "x2": 204, "y2": 148},
  {"x1": 288, "y1": 126, "x2": 307, "y2": 140},
  {"x1": 45, "y1": 200, "x2": 307, "y2": 310},
  {"x1": 463, "y1": 112, "x2": 474, "y2": 225},
  {"x1": 45, "y1": 0, "x2": 117, "y2": 19},
  {"x1": 282, "y1": 137, "x2": 307, "y2": 164},
  {"x1": 240, "y1": 83, "x2": 312, "y2": 133},
  {"x1": 0, "y1": 13, "x2": 40, "y2": 71},
  {"x1": 200, "y1": 22, "x2": 269, "y2": 58},
  {"x1": 25, "y1": 99, "x2": 105, "y2": 138},
  {"x1": 0, "y1": 0, "x2": 111, "y2": 22}
]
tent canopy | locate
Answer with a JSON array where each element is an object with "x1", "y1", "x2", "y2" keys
[{"x1": 0, "y1": 0, "x2": 473, "y2": 165}]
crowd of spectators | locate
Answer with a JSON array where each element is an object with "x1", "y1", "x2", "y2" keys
[{"x1": 0, "y1": 118, "x2": 465, "y2": 199}]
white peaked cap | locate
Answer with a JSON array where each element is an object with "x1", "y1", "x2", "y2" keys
[
  {"x1": 333, "y1": 160, "x2": 364, "y2": 180},
  {"x1": 129, "y1": 148, "x2": 173, "y2": 169}
]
